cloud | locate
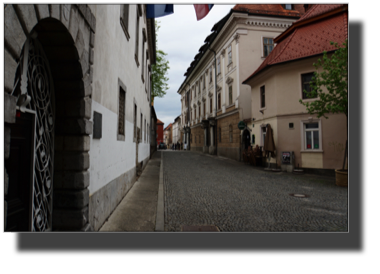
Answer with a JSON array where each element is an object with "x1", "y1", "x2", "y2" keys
[{"x1": 154, "y1": 4, "x2": 234, "y2": 128}]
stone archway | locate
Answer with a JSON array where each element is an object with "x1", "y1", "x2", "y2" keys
[{"x1": 4, "y1": 4, "x2": 96, "y2": 231}]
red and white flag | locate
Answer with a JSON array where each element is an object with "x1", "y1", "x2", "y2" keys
[{"x1": 193, "y1": 4, "x2": 214, "y2": 21}]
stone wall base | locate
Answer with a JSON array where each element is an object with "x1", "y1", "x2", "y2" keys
[
  {"x1": 190, "y1": 146, "x2": 203, "y2": 153},
  {"x1": 203, "y1": 146, "x2": 209, "y2": 153},
  {"x1": 89, "y1": 167, "x2": 136, "y2": 231},
  {"x1": 209, "y1": 145, "x2": 216, "y2": 155},
  {"x1": 217, "y1": 147, "x2": 240, "y2": 161}
]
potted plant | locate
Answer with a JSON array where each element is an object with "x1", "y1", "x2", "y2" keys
[{"x1": 300, "y1": 40, "x2": 348, "y2": 186}]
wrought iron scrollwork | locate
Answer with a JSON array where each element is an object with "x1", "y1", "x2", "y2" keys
[{"x1": 14, "y1": 35, "x2": 55, "y2": 231}]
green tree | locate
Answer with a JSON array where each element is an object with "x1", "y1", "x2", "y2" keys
[
  {"x1": 151, "y1": 20, "x2": 170, "y2": 103},
  {"x1": 299, "y1": 39, "x2": 348, "y2": 169}
]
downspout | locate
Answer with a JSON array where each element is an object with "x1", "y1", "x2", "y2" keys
[{"x1": 208, "y1": 47, "x2": 218, "y2": 155}]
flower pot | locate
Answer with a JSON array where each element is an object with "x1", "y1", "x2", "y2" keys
[{"x1": 335, "y1": 169, "x2": 348, "y2": 187}]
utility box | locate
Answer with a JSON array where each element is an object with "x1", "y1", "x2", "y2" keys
[{"x1": 281, "y1": 151, "x2": 294, "y2": 172}]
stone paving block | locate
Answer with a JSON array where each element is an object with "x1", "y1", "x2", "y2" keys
[
  {"x1": 50, "y1": 4, "x2": 60, "y2": 20},
  {"x1": 4, "y1": 93, "x2": 17, "y2": 124},
  {"x1": 35, "y1": 4, "x2": 49, "y2": 20},
  {"x1": 5, "y1": 5, "x2": 27, "y2": 57},
  {"x1": 55, "y1": 135, "x2": 90, "y2": 152},
  {"x1": 4, "y1": 127, "x2": 11, "y2": 159},
  {"x1": 163, "y1": 151, "x2": 348, "y2": 232},
  {"x1": 13, "y1": 4, "x2": 38, "y2": 35},
  {"x1": 57, "y1": 118, "x2": 93, "y2": 135},
  {"x1": 53, "y1": 206, "x2": 89, "y2": 230},
  {"x1": 60, "y1": 4, "x2": 71, "y2": 29},
  {"x1": 54, "y1": 188, "x2": 89, "y2": 209},
  {"x1": 4, "y1": 50, "x2": 17, "y2": 93},
  {"x1": 68, "y1": 6, "x2": 79, "y2": 41},
  {"x1": 54, "y1": 171, "x2": 89, "y2": 190},
  {"x1": 54, "y1": 152, "x2": 90, "y2": 171}
]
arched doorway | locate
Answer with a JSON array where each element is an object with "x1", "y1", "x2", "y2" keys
[
  {"x1": 5, "y1": 6, "x2": 94, "y2": 231},
  {"x1": 242, "y1": 129, "x2": 250, "y2": 150}
]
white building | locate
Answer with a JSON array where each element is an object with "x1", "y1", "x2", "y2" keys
[
  {"x1": 4, "y1": 4, "x2": 155, "y2": 231},
  {"x1": 172, "y1": 115, "x2": 181, "y2": 144}
]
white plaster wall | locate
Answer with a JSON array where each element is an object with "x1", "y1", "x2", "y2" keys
[
  {"x1": 89, "y1": 5, "x2": 152, "y2": 195},
  {"x1": 89, "y1": 100, "x2": 136, "y2": 195}
]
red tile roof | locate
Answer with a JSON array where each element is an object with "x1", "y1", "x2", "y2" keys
[
  {"x1": 164, "y1": 123, "x2": 172, "y2": 131},
  {"x1": 243, "y1": 4, "x2": 348, "y2": 84},
  {"x1": 232, "y1": 4, "x2": 305, "y2": 18},
  {"x1": 157, "y1": 119, "x2": 164, "y2": 125}
]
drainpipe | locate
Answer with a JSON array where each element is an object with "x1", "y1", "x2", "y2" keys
[{"x1": 208, "y1": 47, "x2": 218, "y2": 155}]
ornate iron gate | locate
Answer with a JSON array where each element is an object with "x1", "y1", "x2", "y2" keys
[{"x1": 12, "y1": 34, "x2": 55, "y2": 231}]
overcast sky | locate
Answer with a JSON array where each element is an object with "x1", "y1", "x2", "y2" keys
[{"x1": 153, "y1": 4, "x2": 235, "y2": 128}]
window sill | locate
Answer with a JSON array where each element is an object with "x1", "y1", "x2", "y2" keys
[
  {"x1": 227, "y1": 62, "x2": 233, "y2": 67},
  {"x1": 300, "y1": 150, "x2": 323, "y2": 153},
  {"x1": 301, "y1": 97, "x2": 318, "y2": 102},
  {"x1": 120, "y1": 19, "x2": 130, "y2": 41}
]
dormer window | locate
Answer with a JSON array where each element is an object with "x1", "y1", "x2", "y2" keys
[{"x1": 283, "y1": 4, "x2": 293, "y2": 10}]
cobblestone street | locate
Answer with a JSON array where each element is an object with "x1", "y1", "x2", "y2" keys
[{"x1": 163, "y1": 151, "x2": 348, "y2": 232}]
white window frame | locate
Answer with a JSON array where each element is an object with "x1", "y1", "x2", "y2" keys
[
  {"x1": 300, "y1": 118, "x2": 323, "y2": 152},
  {"x1": 227, "y1": 44, "x2": 232, "y2": 65},
  {"x1": 217, "y1": 57, "x2": 221, "y2": 75},
  {"x1": 261, "y1": 36, "x2": 275, "y2": 58},
  {"x1": 228, "y1": 85, "x2": 233, "y2": 106}
]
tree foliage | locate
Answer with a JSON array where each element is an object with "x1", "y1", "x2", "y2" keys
[
  {"x1": 151, "y1": 21, "x2": 170, "y2": 102},
  {"x1": 299, "y1": 40, "x2": 348, "y2": 119}
]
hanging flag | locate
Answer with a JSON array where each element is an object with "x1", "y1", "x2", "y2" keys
[
  {"x1": 146, "y1": 4, "x2": 174, "y2": 18},
  {"x1": 193, "y1": 4, "x2": 214, "y2": 21}
]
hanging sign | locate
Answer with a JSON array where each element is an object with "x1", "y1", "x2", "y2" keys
[{"x1": 238, "y1": 121, "x2": 246, "y2": 130}]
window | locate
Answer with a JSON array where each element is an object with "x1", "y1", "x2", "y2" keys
[
  {"x1": 120, "y1": 5, "x2": 130, "y2": 39},
  {"x1": 141, "y1": 31, "x2": 146, "y2": 82},
  {"x1": 198, "y1": 105, "x2": 200, "y2": 118},
  {"x1": 229, "y1": 125, "x2": 233, "y2": 143},
  {"x1": 261, "y1": 126, "x2": 266, "y2": 146},
  {"x1": 217, "y1": 57, "x2": 221, "y2": 74},
  {"x1": 203, "y1": 101, "x2": 205, "y2": 116},
  {"x1": 218, "y1": 93, "x2": 221, "y2": 110},
  {"x1": 260, "y1": 85, "x2": 265, "y2": 108},
  {"x1": 140, "y1": 113, "x2": 143, "y2": 141},
  {"x1": 283, "y1": 4, "x2": 293, "y2": 10},
  {"x1": 134, "y1": 103, "x2": 137, "y2": 141},
  {"x1": 203, "y1": 74, "x2": 206, "y2": 89},
  {"x1": 144, "y1": 118, "x2": 146, "y2": 142},
  {"x1": 118, "y1": 86, "x2": 126, "y2": 137},
  {"x1": 263, "y1": 38, "x2": 274, "y2": 57},
  {"x1": 135, "y1": 5, "x2": 141, "y2": 66},
  {"x1": 210, "y1": 98, "x2": 212, "y2": 114},
  {"x1": 302, "y1": 72, "x2": 317, "y2": 99},
  {"x1": 198, "y1": 80, "x2": 201, "y2": 94},
  {"x1": 228, "y1": 45, "x2": 232, "y2": 64},
  {"x1": 209, "y1": 68, "x2": 212, "y2": 83},
  {"x1": 304, "y1": 123, "x2": 320, "y2": 150},
  {"x1": 229, "y1": 85, "x2": 233, "y2": 105}
]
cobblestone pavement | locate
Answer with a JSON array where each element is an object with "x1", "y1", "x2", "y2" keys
[{"x1": 163, "y1": 151, "x2": 348, "y2": 232}]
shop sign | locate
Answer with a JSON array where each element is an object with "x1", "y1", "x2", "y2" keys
[{"x1": 238, "y1": 121, "x2": 246, "y2": 130}]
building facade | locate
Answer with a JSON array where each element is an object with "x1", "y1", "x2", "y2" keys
[
  {"x1": 156, "y1": 118, "x2": 164, "y2": 145},
  {"x1": 243, "y1": 4, "x2": 348, "y2": 170},
  {"x1": 177, "y1": 4, "x2": 304, "y2": 161},
  {"x1": 4, "y1": 4, "x2": 155, "y2": 231},
  {"x1": 172, "y1": 116, "x2": 181, "y2": 144},
  {"x1": 163, "y1": 123, "x2": 172, "y2": 146}
]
